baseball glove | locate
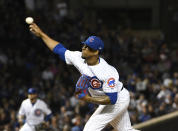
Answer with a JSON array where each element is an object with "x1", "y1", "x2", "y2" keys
[{"x1": 75, "y1": 74, "x2": 91, "y2": 99}]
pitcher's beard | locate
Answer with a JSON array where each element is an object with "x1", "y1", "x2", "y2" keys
[{"x1": 81, "y1": 55, "x2": 86, "y2": 59}]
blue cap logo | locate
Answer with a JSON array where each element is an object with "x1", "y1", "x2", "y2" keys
[
  {"x1": 89, "y1": 37, "x2": 94, "y2": 42},
  {"x1": 82, "y1": 36, "x2": 104, "y2": 51}
]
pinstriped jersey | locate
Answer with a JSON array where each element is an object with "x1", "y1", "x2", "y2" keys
[
  {"x1": 65, "y1": 50, "x2": 123, "y2": 97},
  {"x1": 18, "y1": 99, "x2": 51, "y2": 126}
]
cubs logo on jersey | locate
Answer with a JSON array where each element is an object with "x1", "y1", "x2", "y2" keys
[
  {"x1": 107, "y1": 78, "x2": 116, "y2": 88},
  {"x1": 89, "y1": 37, "x2": 94, "y2": 42},
  {"x1": 34, "y1": 109, "x2": 42, "y2": 117},
  {"x1": 89, "y1": 76, "x2": 103, "y2": 90}
]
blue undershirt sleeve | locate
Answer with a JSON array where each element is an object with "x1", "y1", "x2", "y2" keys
[
  {"x1": 44, "y1": 113, "x2": 53, "y2": 122},
  {"x1": 53, "y1": 43, "x2": 67, "y2": 61},
  {"x1": 105, "y1": 92, "x2": 118, "y2": 104}
]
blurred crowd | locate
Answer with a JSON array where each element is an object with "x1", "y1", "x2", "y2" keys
[{"x1": 0, "y1": 0, "x2": 178, "y2": 131}]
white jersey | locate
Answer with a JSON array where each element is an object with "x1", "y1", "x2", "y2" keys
[
  {"x1": 64, "y1": 50, "x2": 139, "y2": 131},
  {"x1": 65, "y1": 50, "x2": 123, "y2": 97},
  {"x1": 18, "y1": 98, "x2": 51, "y2": 126},
  {"x1": 52, "y1": 44, "x2": 139, "y2": 131}
]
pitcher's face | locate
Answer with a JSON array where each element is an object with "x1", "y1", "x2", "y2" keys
[{"x1": 82, "y1": 44, "x2": 98, "y2": 59}]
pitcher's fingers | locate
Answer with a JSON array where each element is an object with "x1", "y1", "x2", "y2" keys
[
  {"x1": 29, "y1": 24, "x2": 34, "y2": 29},
  {"x1": 30, "y1": 28, "x2": 36, "y2": 34},
  {"x1": 31, "y1": 23, "x2": 38, "y2": 28}
]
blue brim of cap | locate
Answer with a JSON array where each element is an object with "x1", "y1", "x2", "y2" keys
[{"x1": 81, "y1": 41, "x2": 92, "y2": 48}]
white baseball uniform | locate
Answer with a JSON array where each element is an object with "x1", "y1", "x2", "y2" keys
[
  {"x1": 62, "y1": 50, "x2": 139, "y2": 131},
  {"x1": 18, "y1": 98, "x2": 51, "y2": 131}
]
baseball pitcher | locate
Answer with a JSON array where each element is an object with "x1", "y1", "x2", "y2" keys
[{"x1": 29, "y1": 23, "x2": 140, "y2": 131}]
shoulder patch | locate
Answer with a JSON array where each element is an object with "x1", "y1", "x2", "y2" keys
[{"x1": 107, "y1": 78, "x2": 116, "y2": 88}]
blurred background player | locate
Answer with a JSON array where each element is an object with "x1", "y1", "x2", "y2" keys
[
  {"x1": 28, "y1": 23, "x2": 139, "y2": 131},
  {"x1": 18, "y1": 88, "x2": 52, "y2": 131}
]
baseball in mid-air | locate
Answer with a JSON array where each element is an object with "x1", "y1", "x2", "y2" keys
[{"x1": 25, "y1": 17, "x2": 34, "y2": 24}]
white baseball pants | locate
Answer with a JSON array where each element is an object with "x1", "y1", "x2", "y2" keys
[
  {"x1": 19, "y1": 123, "x2": 35, "y2": 131},
  {"x1": 83, "y1": 88, "x2": 139, "y2": 131}
]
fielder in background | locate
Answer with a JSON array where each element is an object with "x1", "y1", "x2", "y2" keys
[
  {"x1": 18, "y1": 88, "x2": 52, "y2": 131},
  {"x1": 29, "y1": 23, "x2": 139, "y2": 131}
]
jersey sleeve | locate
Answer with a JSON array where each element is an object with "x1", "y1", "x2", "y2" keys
[
  {"x1": 53, "y1": 43, "x2": 67, "y2": 61},
  {"x1": 103, "y1": 77, "x2": 119, "y2": 104},
  {"x1": 103, "y1": 77, "x2": 118, "y2": 93},
  {"x1": 42, "y1": 102, "x2": 52, "y2": 115},
  {"x1": 53, "y1": 44, "x2": 83, "y2": 66},
  {"x1": 64, "y1": 50, "x2": 82, "y2": 65},
  {"x1": 18, "y1": 101, "x2": 25, "y2": 116}
]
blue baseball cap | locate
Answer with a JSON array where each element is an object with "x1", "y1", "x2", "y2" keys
[
  {"x1": 28, "y1": 88, "x2": 37, "y2": 94},
  {"x1": 82, "y1": 36, "x2": 104, "y2": 52}
]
